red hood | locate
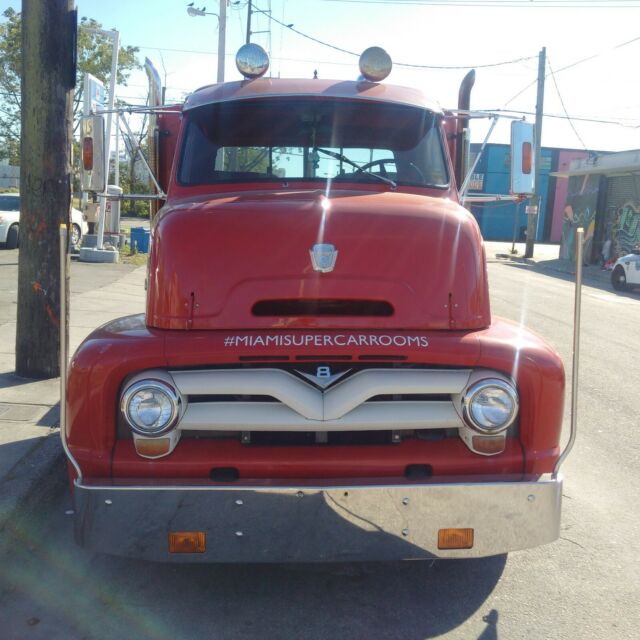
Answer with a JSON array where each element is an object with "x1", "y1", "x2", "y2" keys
[{"x1": 146, "y1": 189, "x2": 490, "y2": 331}]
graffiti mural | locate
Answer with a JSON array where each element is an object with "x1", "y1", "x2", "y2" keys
[
  {"x1": 560, "y1": 174, "x2": 599, "y2": 262},
  {"x1": 611, "y1": 201, "x2": 640, "y2": 258}
]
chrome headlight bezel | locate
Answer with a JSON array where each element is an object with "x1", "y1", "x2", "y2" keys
[
  {"x1": 120, "y1": 379, "x2": 181, "y2": 436},
  {"x1": 462, "y1": 378, "x2": 519, "y2": 434}
]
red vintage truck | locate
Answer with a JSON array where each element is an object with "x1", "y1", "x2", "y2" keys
[{"x1": 66, "y1": 45, "x2": 566, "y2": 562}]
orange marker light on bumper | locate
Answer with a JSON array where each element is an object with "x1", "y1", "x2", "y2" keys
[
  {"x1": 169, "y1": 532, "x2": 206, "y2": 554},
  {"x1": 438, "y1": 528, "x2": 474, "y2": 550},
  {"x1": 471, "y1": 435, "x2": 506, "y2": 455},
  {"x1": 134, "y1": 437, "x2": 171, "y2": 458}
]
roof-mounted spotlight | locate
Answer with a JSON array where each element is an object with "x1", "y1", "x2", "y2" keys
[
  {"x1": 359, "y1": 46, "x2": 392, "y2": 82},
  {"x1": 236, "y1": 43, "x2": 270, "y2": 79}
]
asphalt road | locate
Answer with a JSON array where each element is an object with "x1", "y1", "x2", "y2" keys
[{"x1": 0, "y1": 259, "x2": 638, "y2": 640}]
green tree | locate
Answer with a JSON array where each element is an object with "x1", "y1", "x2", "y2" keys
[{"x1": 0, "y1": 7, "x2": 140, "y2": 164}]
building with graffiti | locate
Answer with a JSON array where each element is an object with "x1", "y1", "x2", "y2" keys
[
  {"x1": 552, "y1": 150, "x2": 640, "y2": 264},
  {"x1": 468, "y1": 144, "x2": 591, "y2": 244}
]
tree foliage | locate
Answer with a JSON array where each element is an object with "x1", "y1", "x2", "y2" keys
[{"x1": 0, "y1": 7, "x2": 140, "y2": 164}]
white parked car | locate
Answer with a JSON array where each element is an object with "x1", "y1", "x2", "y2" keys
[
  {"x1": 0, "y1": 192, "x2": 88, "y2": 249},
  {"x1": 611, "y1": 250, "x2": 640, "y2": 291}
]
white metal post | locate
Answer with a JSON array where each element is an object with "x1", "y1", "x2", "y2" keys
[
  {"x1": 59, "y1": 226, "x2": 82, "y2": 481},
  {"x1": 217, "y1": 0, "x2": 226, "y2": 83},
  {"x1": 96, "y1": 29, "x2": 119, "y2": 250},
  {"x1": 188, "y1": 4, "x2": 226, "y2": 83},
  {"x1": 553, "y1": 227, "x2": 583, "y2": 477},
  {"x1": 114, "y1": 111, "x2": 120, "y2": 187}
]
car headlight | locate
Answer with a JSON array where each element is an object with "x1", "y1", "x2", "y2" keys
[
  {"x1": 462, "y1": 379, "x2": 518, "y2": 433},
  {"x1": 121, "y1": 379, "x2": 180, "y2": 436}
]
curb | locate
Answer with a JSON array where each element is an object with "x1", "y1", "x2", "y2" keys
[{"x1": 492, "y1": 253, "x2": 613, "y2": 288}]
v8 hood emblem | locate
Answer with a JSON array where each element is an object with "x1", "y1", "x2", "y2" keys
[
  {"x1": 296, "y1": 366, "x2": 351, "y2": 389},
  {"x1": 310, "y1": 243, "x2": 338, "y2": 273}
]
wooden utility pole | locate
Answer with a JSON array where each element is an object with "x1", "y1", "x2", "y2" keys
[
  {"x1": 525, "y1": 46, "x2": 546, "y2": 259},
  {"x1": 16, "y1": 1, "x2": 76, "y2": 378}
]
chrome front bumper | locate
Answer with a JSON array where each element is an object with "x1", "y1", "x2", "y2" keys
[{"x1": 74, "y1": 475, "x2": 562, "y2": 562}]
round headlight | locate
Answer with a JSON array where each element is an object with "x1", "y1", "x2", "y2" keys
[
  {"x1": 463, "y1": 379, "x2": 518, "y2": 433},
  {"x1": 121, "y1": 380, "x2": 180, "y2": 436}
]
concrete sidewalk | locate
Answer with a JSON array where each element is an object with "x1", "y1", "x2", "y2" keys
[
  {"x1": 0, "y1": 264, "x2": 146, "y2": 532},
  {"x1": 484, "y1": 240, "x2": 614, "y2": 288}
]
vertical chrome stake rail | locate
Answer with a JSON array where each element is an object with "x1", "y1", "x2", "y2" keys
[
  {"x1": 459, "y1": 116, "x2": 498, "y2": 199},
  {"x1": 553, "y1": 227, "x2": 583, "y2": 478},
  {"x1": 59, "y1": 226, "x2": 82, "y2": 482}
]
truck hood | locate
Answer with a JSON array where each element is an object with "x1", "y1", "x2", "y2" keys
[{"x1": 146, "y1": 189, "x2": 490, "y2": 331}]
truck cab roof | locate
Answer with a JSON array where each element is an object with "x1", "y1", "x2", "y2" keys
[{"x1": 183, "y1": 78, "x2": 443, "y2": 114}]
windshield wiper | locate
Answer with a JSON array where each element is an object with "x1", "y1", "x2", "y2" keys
[{"x1": 313, "y1": 147, "x2": 397, "y2": 189}]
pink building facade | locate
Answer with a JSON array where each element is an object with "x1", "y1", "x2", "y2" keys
[{"x1": 550, "y1": 150, "x2": 589, "y2": 243}]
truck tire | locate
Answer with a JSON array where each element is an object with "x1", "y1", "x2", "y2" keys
[
  {"x1": 5, "y1": 224, "x2": 18, "y2": 249},
  {"x1": 611, "y1": 265, "x2": 628, "y2": 291}
]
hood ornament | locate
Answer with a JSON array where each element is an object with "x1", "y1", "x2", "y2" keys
[{"x1": 310, "y1": 243, "x2": 338, "y2": 273}]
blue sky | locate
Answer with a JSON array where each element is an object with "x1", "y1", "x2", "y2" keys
[{"x1": 4, "y1": 0, "x2": 640, "y2": 151}]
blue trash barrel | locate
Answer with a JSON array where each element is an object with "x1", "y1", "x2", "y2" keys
[{"x1": 130, "y1": 227, "x2": 150, "y2": 253}]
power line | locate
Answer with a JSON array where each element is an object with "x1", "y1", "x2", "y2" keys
[
  {"x1": 502, "y1": 34, "x2": 640, "y2": 107},
  {"x1": 251, "y1": 3, "x2": 536, "y2": 69},
  {"x1": 319, "y1": 0, "x2": 640, "y2": 7},
  {"x1": 134, "y1": 41, "x2": 534, "y2": 70},
  {"x1": 546, "y1": 57, "x2": 589, "y2": 151},
  {"x1": 484, "y1": 108, "x2": 640, "y2": 128},
  {"x1": 554, "y1": 35, "x2": 640, "y2": 73}
]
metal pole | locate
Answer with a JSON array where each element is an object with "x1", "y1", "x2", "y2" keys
[
  {"x1": 459, "y1": 116, "x2": 497, "y2": 199},
  {"x1": 114, "y1": 111, "x2": 120, "y2": 187},
  {"x1": 81, "y1": 74, "x2": 91, "y2": 212},
  {"x1": 553, "y1": 227, "x2": 583, "y2": 478},
  {"x1": 59, "y1": 226, "x2": 82, "y2": 481},
  {"x1": 511, "y1": 200, "x2": 522, "y2": 254},
  {"x1": 96, "y1": 30, "x2": 120, "y2": 249},
  {"x1": 119, "y1": 114, "x2": 165, "y2": 197},
  {"x1": 217, "y1": 0, "x2": 227, "y2": 83},
  {"x1": 525, "y1": 47, "x2": 546, "y2": 258},
  {"x1": 246, "y1": 0, "x2": 252, "y2": 44}
]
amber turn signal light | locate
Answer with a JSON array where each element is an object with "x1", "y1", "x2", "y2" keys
[
  {"x1": 438, "y1": 528, "x2": 474, "y2": 550},
  {"x1": 521, "y1": 141, "x2": 532, "y2": 174},
  {"x1": 169, "y1": 531, "x2": 206, "y2": 553},
  {"x1": 471, "y1": 435, "x2": 506, "y2": 455},
  {"x1": 82, "y1": 136, "x2": 94, "y2": 171},
  {"x1": 134, "y1": 437, "x2": 171, "y2": 458}
]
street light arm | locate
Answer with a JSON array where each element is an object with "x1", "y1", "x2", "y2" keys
[
  {"x1": 80, "y1": 26, "x2": 118, "y2": 39},
  {"x1": 187, "y1": 7, "x2": 219, "y2": 21}
]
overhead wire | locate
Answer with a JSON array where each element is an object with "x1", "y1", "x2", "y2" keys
[
  {"x1": 318, "y1": 0, "x2": 640, "y2": 7},
  {"x1": 502, "y1": 33, "x2": 640, "y2": 108},
  {"x1": 122, "y1": 5, "x2": 640, "y2": 138},
  {"x1": 546, "y1": 57, "x2": 589, "y2": 151},
  {"x1": 484, "y1": 108, "x2": 640, "y2": 128},
  {"x1": 251, "y1": 3, "x2": 536, "y2": 68}
]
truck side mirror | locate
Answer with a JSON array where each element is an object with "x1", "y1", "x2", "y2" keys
[
  {"x1": 80, "y1": 115, "x2": 106, "y2": 193},
  {"x1": 510, "y1": 121, "x2": 535, "y2": 196}
]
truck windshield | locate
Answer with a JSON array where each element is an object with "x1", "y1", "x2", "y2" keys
[{"x1": 178, "y1": 98, "x2": 448, "y2": 188}]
